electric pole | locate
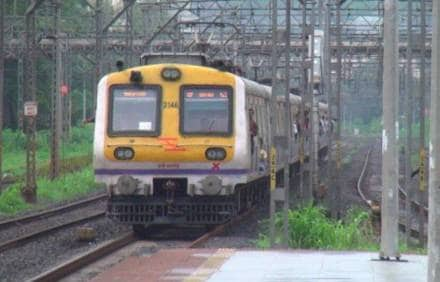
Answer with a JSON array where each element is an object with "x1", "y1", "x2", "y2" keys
[
  {"x1": 380, "y1": 0, "x2": 400, "y2": 260},
  {"x1": 427, "y1": 0, "x2": 440, "y2": 280},
  {"x1": 404, "y1": 0, "x2": 413, "y2": 246}
]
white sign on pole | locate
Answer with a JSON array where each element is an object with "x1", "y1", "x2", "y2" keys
[{"x1": 24, "y1": 101, "x2": 38, "y2": 117}]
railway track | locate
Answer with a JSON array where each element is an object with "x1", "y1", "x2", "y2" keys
[
  {"x1": 356, "y1": 145, "x2": 428, "y2": 238},
  {"x1": 0, "y1": 211, "x2": 106, "y2": 253},
  {"x1": 0, "y1": 194, "x2": 107, "y2": 253},
  {"x1": 28, "y1": 207, "x2": 256, "y2": 281},
  {"x1": 0, "y1": 193, "x2": 107, "y2": 229}
]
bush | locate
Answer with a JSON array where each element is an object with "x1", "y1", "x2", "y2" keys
[
  {"x1": 256, "y1": 206, "x2": 378, "y2": 250},
  {"x1": 0, "y1": 166, "x2": 102, "y2": 215}
]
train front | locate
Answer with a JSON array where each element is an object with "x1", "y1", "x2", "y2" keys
[{"x1": 93, "y1": 64, "x2": 249, "y2": 228}]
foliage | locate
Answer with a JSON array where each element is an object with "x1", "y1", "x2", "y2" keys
[
  {"x1": 344, "y1": 117, "x2": 382, "y2": 137},
  {"x1": 3, "y1": 125, "x2": 94, "y2": 177},
  {"x1": 0, "y1": 166, "x2": 102, "y2": 215},
  {"x1": 255, "y1": 206, "x2": 378, "y2": 250}
]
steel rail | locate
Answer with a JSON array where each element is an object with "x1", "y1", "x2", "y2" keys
[
  {"x1": 29, "y1": 232, "x2": 136, "y2": 282},
  {"x1": 28, "y1": 202, "x2": 257, "y2": 280},
  {"x1": 0, "y1": 193, "x2": 106, "y2": 230},
  {"x1": 0, "y1": 210, "x2": 105, "y2": 253},
  {"x1": 189, "y1": 207, "x2": 256, "y2": 248},
  {"x1": 356, "y1": 148, "x2": 372, "y2": 207},
  {"x1": 356, "y1": 143, "x2": 428, "y2": 239}
]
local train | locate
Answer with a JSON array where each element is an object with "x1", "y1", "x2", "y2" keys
[{"x1": 93, "y1": 55, "x2": 329, "y2": 234}]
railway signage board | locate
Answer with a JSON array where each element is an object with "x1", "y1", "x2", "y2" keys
[{"x1": 24, "y1": 101, "x2": 38, "y2": 117}]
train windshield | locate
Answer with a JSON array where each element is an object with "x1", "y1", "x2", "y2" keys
[
  {"x1": 109, "y1": 86, "x2": 161, "y2": 136},
  {"x1": 181, "y1": 86, "x2": 232, "y2": 135}
]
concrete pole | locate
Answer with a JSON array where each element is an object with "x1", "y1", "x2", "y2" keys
[
  {"x1": 318, "y1": 0, "x2": 323, "y2": 29},
  {"x1": 23, "y1": 2, "x2": 38, "y2": 203},
  {"x1": 298, "y1": 0, "x2": 307, "y2": 203},
  {"x1": 50, "y1": 0, "x2": 62, "y2": 179},
  {"x1": 94, "y1": 0, "x2": 103, "y2": 111},
  {"x1": 404, "y1": 0, "x2": 413, "y2": 246},
  {"x1": 0, "y1": 0, "x2": 4, "y2": 189},
  {"x1": 428, "y1": 0, "x2": 440, "y2": 280},
  {"x1": 335, "y1": 0, "x2": 342, "y2": 218},
  {"x1": 324, "y1": 1, "x2": 336, "y2": 217},
  {"x1": 283, "y1": 0, "x2": 292, "y2": 248},
  {"x1": 269, "y1": 0, "x2": 278, "y2": 247},
  {"x1": 83, "y1": 75, "x2": 87, "y2": 122},
  {"x1": 308, "y1": 0, "x2": 318, "y2": 202},
  {"x1": 380, "y1": 0, "x2": 400, "y2": 259},
  {"x1": 418, "y1": 0, "x2": 427, "y2": 248},
  {"x1": 124, "y1": 0, "x2": 133, "y2": 67}
]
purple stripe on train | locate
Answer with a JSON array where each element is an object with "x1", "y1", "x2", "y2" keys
[{"x1": 94, "y1": 169, "x2": 250, "y2": 175}]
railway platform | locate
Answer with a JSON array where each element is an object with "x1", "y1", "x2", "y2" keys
[{"x1": 90, "y1": 248, "x2": 426, "y2": 282}]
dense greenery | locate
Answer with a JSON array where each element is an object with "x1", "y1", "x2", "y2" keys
[
  {"x1": 3, "y1": 125, "x2": 94, "y2": 177},
  {"x1": 0, "y1": 166, "x2": 102, "y2": 215},
  {"x1": 256, "y1": 206, "x2": 378, "y2": 250},
  {"x1": 0, "y1": 125, "x2": 99, "y2": 215}
]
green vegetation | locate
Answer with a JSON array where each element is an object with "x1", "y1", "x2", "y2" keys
[
  {"x1": 0, "y1": 125, "x2": 100, "y2": 216},
  {"x1": 0, "y1": 166, "x2": 103, "y2": 215},
  {"x1": 3, "y1": 125, "x2": 94, "y2": 177},
  {"x1": 256, "y1": 206, "x2": 378, "y2": 250},
  {"x1": 344, "y1": 118, "x2": 382, "y2": 137},
  {"x1": 255, "y1": 206, "x2": 427, "y2": 254}
]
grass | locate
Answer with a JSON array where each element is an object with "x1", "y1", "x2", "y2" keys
[
  {"x1": 255, "y1": 205, "x2": 427, "y2": 254},
  {"x1": 0, "y1": 165, "x2": 103, "y2": 215},
  {"x1": 255, "y1": 206, "x2": 378, "y2": 250},
  {"x1": 3, "y1": 125, "x2": 94, "y2": 177},
  {"x1": 0, "y1": 125, "x2": 100, "y2": 216}
]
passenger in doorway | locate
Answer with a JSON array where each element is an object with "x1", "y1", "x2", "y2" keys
[
  {"x1": 293, "y1": 122, "x2": 298, "y2": 141},
  {"x1": 258, "y1": 138, "x2": 268, "y2": 173},
  {"x1": 249, "y1": 108, "x2": 258, "y2": 155}
]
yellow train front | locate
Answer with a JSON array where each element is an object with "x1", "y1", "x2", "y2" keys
[{"x1": 93, "y1": 62, "x2": 261, "y2": 229}]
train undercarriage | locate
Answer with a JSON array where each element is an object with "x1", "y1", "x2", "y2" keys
[{"x1": 107, "y1": 176, "x2": 269, "y2": 235}]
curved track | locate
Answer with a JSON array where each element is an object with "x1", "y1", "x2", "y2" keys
[{"x1": 356, "y1": 144, "x2": 428, "y2": 238}]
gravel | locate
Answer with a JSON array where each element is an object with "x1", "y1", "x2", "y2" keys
[
  {"x1": 0, "y1": 200, "x2": 106, "y2": 244},
  {"x1": 0, "y1": 217, "x2": 130, "y2": 282}
]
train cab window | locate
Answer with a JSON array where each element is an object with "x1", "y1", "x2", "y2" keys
[
  {"x1": 180, "y1": 86, "x2": 232, "y2": 135},
  {"x1": 109, "y1": 85, "x2": 161, "y2": 136}
]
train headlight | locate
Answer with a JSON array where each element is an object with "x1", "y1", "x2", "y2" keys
[
  {"x1": 205, "y1": 147, "x2": 226, "y2": 161},
  {"x1": 114, "y1": 147, "x2": 135, "y2": 160},
  {"x1": 161, "y1": 67, "x2": 181, "y2": 81}
]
